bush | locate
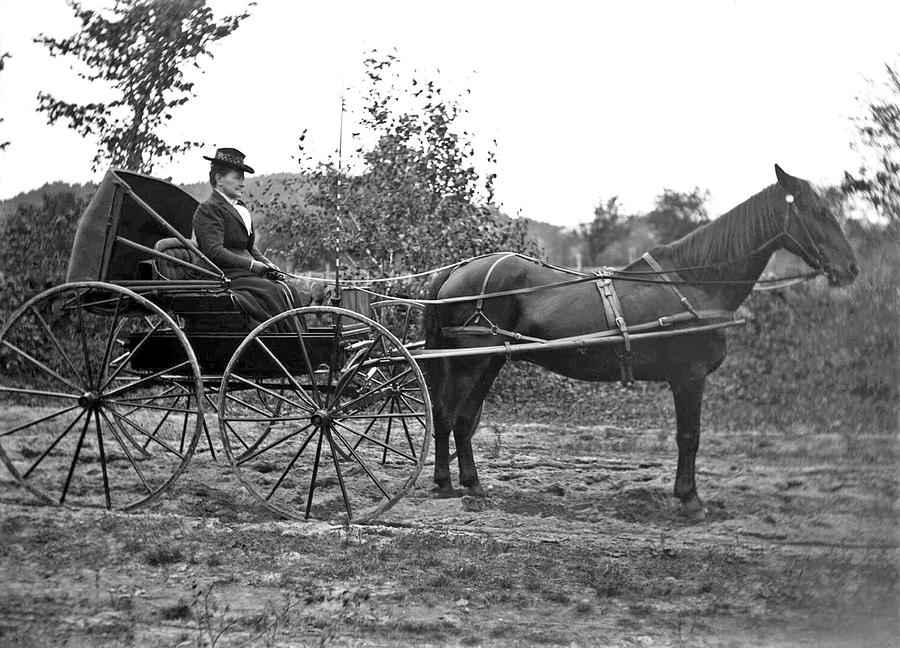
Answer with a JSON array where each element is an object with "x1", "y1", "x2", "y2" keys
[{"x1": 0, "y1": 190, "x2": 85, "y2": 315}]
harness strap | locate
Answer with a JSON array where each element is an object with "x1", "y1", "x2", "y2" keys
[
  {"x1": 640, "y1": 252, "x2": 735, "y2": 321},
  {"x1": 642, "y1": 252, "x2": 698, "y2": 316},
  {"x1": 593, "y1": 272, "x2": 634, "y2": 387},
  {"x1": 463, "y1": 253, "x2": 518, "y2": 327}
]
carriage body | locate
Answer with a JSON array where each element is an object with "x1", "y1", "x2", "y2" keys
[{"x1": 0, "y1": 170, "x2": 432, "y2": 521}]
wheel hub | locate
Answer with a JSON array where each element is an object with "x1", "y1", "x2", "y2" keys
[
  {"x1": 310, "y1": 409, "x2": 332, "y2": 427},
  {"x1": 78, "y1": 391, "x2": 102, "y2": 408}
]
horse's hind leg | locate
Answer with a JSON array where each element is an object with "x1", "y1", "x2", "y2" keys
[
  {"x1": 430, "y1": 360, "x2": 457, "y2": 496},
  {"x1": 454, "y1": 357, "x2": 505, "y2": 496}
]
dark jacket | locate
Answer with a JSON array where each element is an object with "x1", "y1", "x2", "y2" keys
[
  {"x1": 192, "y1": 190, "x2": 304, "y2": 330},
  {"x1": 193, "y1": 189, "x2": 270, "y2": 272}
]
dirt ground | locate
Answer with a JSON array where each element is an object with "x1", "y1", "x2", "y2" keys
[{"x1": 1, "y1": 408, "x2": 898, "y2": 647}]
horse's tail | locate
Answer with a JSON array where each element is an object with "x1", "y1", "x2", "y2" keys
[{"x1": 422, "y1": 266, "x2": 457, "y2": 414}]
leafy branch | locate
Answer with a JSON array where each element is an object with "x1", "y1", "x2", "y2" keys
[{"x1": 35, "y1": 0, "x2": 254, "y2": 173}]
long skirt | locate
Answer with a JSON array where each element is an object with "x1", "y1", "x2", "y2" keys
[{"x1": 226, "y1": 269, "x2": 308, "y2": 332}]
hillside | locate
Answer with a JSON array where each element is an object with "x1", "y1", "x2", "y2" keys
[{"x1": 0, "y1": 173, "x2": 579, "y2": 265}]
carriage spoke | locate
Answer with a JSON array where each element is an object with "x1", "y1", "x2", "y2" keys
[
  {"x1": 340, "y1": 411, "x2": 426, "y2": 420},
  {"x1": 60, "y1": 413, "x2": 92, "y2": 504},
  {"x1": 303, "y1": 429, "x2": 326, "y2": 518},
  {"x1": 292, "y1": 314, "x2": 322, "y2": 406},
  {"x1": 104, "y1": 406, "x2": 183, "y2": 458},
  {"x1": 1, "y1": 341, "x2": 83, "y2": 393},
  {"x1": 332, "y1": 368, "x2": 413, "y2": 416},
  {"x1": 324, "y1": 425, "x2": 352, "y2": 519},
  {"x1": 104, "y1": 399, "x2": 197, "y2": 415},
  {"x1": 100, "y1": 319, "x2": 164, "y2": 390},
  {"x1": 133, "y1": 395, "x2": 180, "y2": 452},
  {"x1": 115, "y1": 385, "x2": 185, "y2": 404},
  {"x1": 396, "y1": 393, "x2": 428, "y2": 428},
  {"x1": 381, "y1": 398, "x2": 396, "y2": 464},
  {"x1": 264, "y1": 425, "x2": 319, "y2": 504},
  {"x1": 253, "y1": 339, "x2": 319, "y2": 411},
  {"x1": 330, "y1": 426, "x2": 390, "y2": 500},
  {"x1": 99, "y1": 297, "x2": 124, "y2": 385},
  {"x1": 92, "y1": 409, "x2": 112, "y2": 509},
  {"x1": 327, "y1": 334, "x2": 383, "y2": 408},
  {"x1": 230, "y1": 373, "x2": 312, "y2": 414},
  {"x1": 398, "y1": 391, "x2": 426, "y2": 406},
  {"x1": 178, "y1": 395, "x2": 193, "y2": 455},
  {"x1": 102, "y1": 405, "x2": 153, "y2": 459},
  {"x1": 98, "y1": 408, "x2": 151, "y2": 494},
  {"x1": 332, "y1": 418, "x2": 416, "y2": 463},
  {"x1": 352, "y1": 397, "x2": 390, "y2": 451},
  {"x1": 0, "y1": 386, "x2": 81, "y2": 400},
  {"x1": 29, "y1": 306, "x2": 87, "y2": 385},
  {"x1": 104, "y1": 361, "x2": 190, "y2": 398},
  {"x1": 236, "y1": 421, "x2": 315, "y2": 466},
  {"x1": 398, "y1": 409, "x2": 418, "y2": 459},
  {"x1": 75, "y1": 298, "x2": 96, "y2": 388},
  {"x1": 0, "y1": 404, "x2": 81, "y2": 438},
  {"x1": 221, "y1": 390, "x2": 274, "y2": 418},
  {"x1": 221, "y1": 417, "x2": 250, "y2": 451},
  {"x1": 23, "y1": 409, "x2": 86, "y2": 479},
  {"x1": 117, "y1": 385, "x2": 182, "y2": 417}
]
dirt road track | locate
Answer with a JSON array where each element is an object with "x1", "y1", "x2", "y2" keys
[{"x1": 2, "y1": 417, "x2": 897, "y2": 647}]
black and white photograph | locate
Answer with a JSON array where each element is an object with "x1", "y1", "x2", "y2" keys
[{"x1": 0, "y1": 1, "x2": 897, "y2": 646}]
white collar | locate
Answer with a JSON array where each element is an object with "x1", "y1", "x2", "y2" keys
[{"x1": 215, "y1": 188, "x2": 242, "y2": 206}]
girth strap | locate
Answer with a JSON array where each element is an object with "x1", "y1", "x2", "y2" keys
[{"x1": 593, "y1": 271, "x2": 634, "y2": 387}]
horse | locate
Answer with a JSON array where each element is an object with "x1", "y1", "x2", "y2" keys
[{"x1": 423, "y1": 165, "x2": 858, "y2": 520}]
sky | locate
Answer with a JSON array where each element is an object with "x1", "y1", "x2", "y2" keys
[{"x1": 0, "y1": 0, "x2": 898, "y2": 227}]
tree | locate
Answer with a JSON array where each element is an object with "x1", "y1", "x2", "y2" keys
[
  {"x1": 35, "y1": 0, "x2": 254, "y2": 173},
  {"x1": 262, "y1": 53, "x2": 534, "y2": 288},
  {"x1": 580, "y1": 195, "x2": 630, "y2": 264},
  {"x1": 843, "y1": 63, "x2": 900, "y2": 229},
  {"x1": 0, "y1": 50, "x2": 10, "y2": 151},
  {"x1": 645, "y1": 187, "x2": 710, "y2": 243}
]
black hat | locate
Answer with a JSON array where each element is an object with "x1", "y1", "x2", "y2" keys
[{"x1": 203, "y1": 147, "x2": 255, "y2": 173}]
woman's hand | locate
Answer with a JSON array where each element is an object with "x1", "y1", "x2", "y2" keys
[{"x1": 249, "y1": 260, "x2": 268, "y2": 277}]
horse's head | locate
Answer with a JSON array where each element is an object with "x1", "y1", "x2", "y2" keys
[{"x1": 774, "y1": 164, "x2": 859, "y2": 287}]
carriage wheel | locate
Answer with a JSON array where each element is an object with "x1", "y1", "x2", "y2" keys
[
  {"x1": 370, "y1": 299, "x2": 425, "y2": 349},
  {"x1": 218, "y1": 306, "x2": 432, "y2": 522},
  {"x1": 0, "y1": 282, "x2": 204, "y2": 510}
]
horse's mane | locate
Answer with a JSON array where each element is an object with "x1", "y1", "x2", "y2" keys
[{"x1": 660, "y1": 183, "x2": 783, "y2": 269}]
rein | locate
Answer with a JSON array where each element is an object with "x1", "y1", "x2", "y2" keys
[{"x1": 279, "y1": 191, "x2": 825, "y2": 305}]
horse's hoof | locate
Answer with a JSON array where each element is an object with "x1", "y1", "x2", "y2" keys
[
  {"x1": 678, "y1": 499, "x2": 707, "y2": 523},
  {"x1": 463, "y1": 484, "x2": 487, "y2": 498},
  {"x1": 430, "y1": 485, "x2": 457, "y2": 499}
]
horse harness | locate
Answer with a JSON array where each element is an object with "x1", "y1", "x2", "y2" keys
[{"x1": 442, "y1": 252, "x2": 734, "y2": 386}]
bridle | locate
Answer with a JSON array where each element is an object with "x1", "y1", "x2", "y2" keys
[{"x1": 775, "y1": 193, "x2": 834, "y2": 283}]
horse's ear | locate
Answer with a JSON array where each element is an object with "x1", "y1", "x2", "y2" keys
[{"x1": 774, "y1": 164, "x2": 802, "y2": 194}]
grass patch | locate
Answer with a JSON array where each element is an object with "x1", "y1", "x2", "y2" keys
[
  {"x1": 144, "y1": 545, "x2": 184, "y2": 566},
  {"x1": 160, "y1": 601, "x2": 192, "y2": 620}
]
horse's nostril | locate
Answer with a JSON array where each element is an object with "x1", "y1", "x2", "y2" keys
[{"x1": 850, "y1": 263, "x2": 859, "y2": 276}]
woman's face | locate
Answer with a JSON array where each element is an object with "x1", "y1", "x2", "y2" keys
[{"x1": 216, "y1": 169, "x2": 245, "y2": 200}]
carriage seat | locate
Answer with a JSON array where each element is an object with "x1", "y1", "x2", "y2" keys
[
  {"x1": 153, "y1": 237, "x2": 209, "y2": 280},
  {"x1": 151, "y1": 237, "x2": 249, "y2": 332}
]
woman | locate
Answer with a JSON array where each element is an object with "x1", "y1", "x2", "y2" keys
[{"x1": 193, "y1": 147, "x2": 306, "y2": 330}]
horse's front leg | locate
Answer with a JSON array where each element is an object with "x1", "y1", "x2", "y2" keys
[{"x1": 670, "y1": 375, "x2": 707, "y2": 520}]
